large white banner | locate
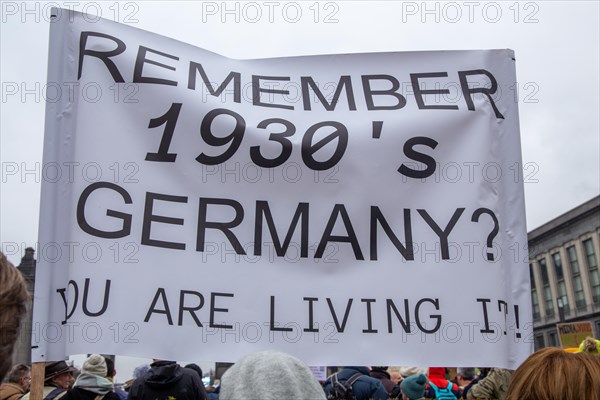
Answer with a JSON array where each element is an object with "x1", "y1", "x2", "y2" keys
[{"x1": 33, "y1": 9, "x2": 532, "y2": 368}]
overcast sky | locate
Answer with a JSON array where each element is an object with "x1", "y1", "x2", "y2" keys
[{"x1": 1, "y1": 0, "x2": 599, "y2": 379}]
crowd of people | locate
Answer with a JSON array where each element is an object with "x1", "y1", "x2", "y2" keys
[{"x1": 1, "y1": 345, "x2": 599, "y2": 400}]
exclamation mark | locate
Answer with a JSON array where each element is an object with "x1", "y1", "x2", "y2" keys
[
  {"x1": 514, "y1": 305, "x2": 521, "y2": 338},
  {"x1": 372, "y1": 121, "x2": 383, "y2": 139}
]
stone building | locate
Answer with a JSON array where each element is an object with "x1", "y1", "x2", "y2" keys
[{"x1": 528, "y1": 195, "x2": 600, "y2": 348}]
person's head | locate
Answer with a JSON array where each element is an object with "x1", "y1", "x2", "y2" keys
[
  {"x1": 456, "y1": 367, "x2": 475, "y2": 385},
  {"x1": 68, "y1": 371, "x2": 76, "y2": 388},
  {"x1": 81, "y1": 354, "x2": 107, "y2": 377},
  {"x1": 390, "y1": 371, "x2": 402, "y2": 385},
  {"x1": 506, "y1": 347, "x2": 600, "y2": 400},
  {"x1": 427, "y1": 367, "x2": 447, "y2": 379},
  {"x1": 185, "y1": 363, "x2": 203, "y2": 381},
  {"x1": 44, "y1": 361, "x2": 74, "y2": 389},
  {"x1": 105, "y1": 357, "x2": 116, "y2": 379},
  {"x1": 133, "y1": 364, "x2": 151, "y2": 380},
  {"x1": 0, "y1": 252, "x2": 29, "y2": 381},
  {"x1": 400, "y1": 373, "x2": 427, "y2": 400},
  {"x1": 371, "y1": 366, "x2": 388, "y2": 372},
  {"x1": 220, "y1": 350, "x2": 326, "y2": 400},
  {"x1": 8, "y1": 364, "x2": 32, "y2": 392},
  {"x1": 579, "y1": 336, "x2": 600, "y2": 355},
  {"x1": 398, "y1": 366, "x2": 428, "y2": 378}
]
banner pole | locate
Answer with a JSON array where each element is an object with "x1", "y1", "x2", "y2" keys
[{"x1": 30, "y1": 362, "x2": 45, "y2": 400}]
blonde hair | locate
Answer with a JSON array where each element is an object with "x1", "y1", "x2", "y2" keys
[
  {"x1": 0, "y1": 252, "x2": 30, "y2": 381},
  {"x1": 506, "y1": 347, "x2": 600, "y2": 400}
]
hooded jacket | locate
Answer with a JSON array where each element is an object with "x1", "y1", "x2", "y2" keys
[
  {"x1": 127, "y1": 361, "x2": 206, "y2": 400},
  {"x1": 324, "y1": 367, "x2": 388, "y2": 400},
  {"x1": 425, "y1": 368, "x2": 461, "y2": 398},
  {"x1": 0, "y1": 383, "x2": 26, "y2": 400}
]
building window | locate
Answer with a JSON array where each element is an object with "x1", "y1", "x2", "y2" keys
[
  {"x1": 534, "y1": 334, "x2": 545, "y2": 350},
  {"x1": 568, "y1": 245, "x2": 586, "y2": 308},
  {"x1": 553, "y1": 252, "x2": 564, "y2": 280},
  {"x1": 544, "y1": 287, "x2": 554, "y2": 317},
  {"x1": 572, "y1": 277, "x2": 586, "y2": 309},
  {"x1": 540, "y1": 258, "x2": 549, "y2": 285},
  {"x1": 531, "y1": 289, "x2": 540, "y2": 321},
  {"x1": 548, "y1": 331, "x2": 559, "y2": 347},
  {"x1": 583, "y1": 239, "x2": 600, "y2": 303},
  {"x1": 529, "y1": 263, "x2": 540, "y2": 320},
  {"x1": 552, "y1": 252, "x2": 569, "y2": 312},
  {"x1": 539, "y1": 258, "x2": 554, "y2": 317}
]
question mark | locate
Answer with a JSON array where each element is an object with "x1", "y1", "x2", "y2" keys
[{"x1": 471, "y1": 208, "x2": 499, "y2": 261}]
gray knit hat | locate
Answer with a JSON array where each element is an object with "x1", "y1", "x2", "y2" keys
[
  {"x1": 81, "y1": 354, "x2": 107, "y2": 377},
  {"x1": 220, "y1": 350, "x2": 326, "y2": 400},
  {"x1": 399, "y1": 366, "x2": 428, "y2": 378}
]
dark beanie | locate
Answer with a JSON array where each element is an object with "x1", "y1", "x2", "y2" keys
[
  {"x1": 371, "y1": 366, "x2": 388, "y2": 371},
  {"x1": 185, "y1": 363, "x2": 203, "y2": 379},
  {"x1": 400, "y1": 373, "x2": 427, "y2": 400}
]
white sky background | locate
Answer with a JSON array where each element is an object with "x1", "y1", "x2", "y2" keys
[{"x1": 1, "y1": 0, "x2": 599, "y2": 379}]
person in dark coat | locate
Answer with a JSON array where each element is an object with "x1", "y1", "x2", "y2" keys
[
  {"x1": 369, "y1": 366, "x2": 395, "y2": 394},
  {"x1": 324, "y1": 367, "x2": 388, "y2": 400},
  {"x1": 184, "y1": 365, "x2": 202, "y2": 380},
  {"x1": 127, "y1": 360, "x2": 207, "y2": 400},
  {"x1": 63, "y1": 355, "x2": 119, "y2": 400}
]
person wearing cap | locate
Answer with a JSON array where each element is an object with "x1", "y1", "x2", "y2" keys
[
  {"x1": 398, "y1": 367, "x2": 428, "y2": 380},
  {"x1": 21, "y1": 361, "x2": 74, "y2": 400},
  {"x1": 399, "y1": 374, "x2": 427, "y2": 400},
  {"x1": 219, "y1": 350, "x2": 326, "y2": 400},
  {"x1": 62, "y1": 354, "x2": 119, "y2": 400}
]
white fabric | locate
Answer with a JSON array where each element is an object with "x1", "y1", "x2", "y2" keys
[{"x1": 32, "y1": 8, "x2": 532, "y2": 369}]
